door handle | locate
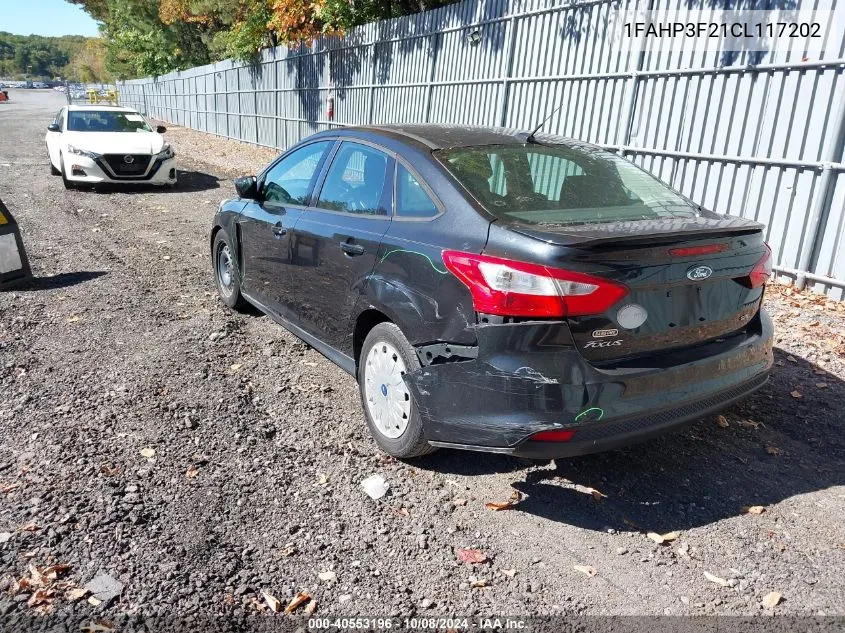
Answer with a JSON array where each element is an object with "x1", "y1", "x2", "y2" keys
[
  {"x1": 341, "y1": 242, "x2": 365, "y2": 256},
  {"x1": 272, "y1": 224, "x2": 287, "y2": 238}
]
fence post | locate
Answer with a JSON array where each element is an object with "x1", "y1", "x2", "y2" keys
[
  {"x1": 795, "y1": 89, "x2": 845, "y2": 290},
  {"x1": 497, "y1": 16, "x2": 518, "y2": 127},
  {"x1": 616, "y1": 0, "x2": 652, "y2": 153},
  {"x1": 424, "y1": 32, "x2": 441, "y2": 123},
  {"x1": 367, "y1": 41, "x2": 377, "y2": 124},
  {"x1": 255, "y1": 59, "x2": 260, "y2": 146},
  {"x1": 273, "y1": 55, "x2": 284, "y2": 150}
]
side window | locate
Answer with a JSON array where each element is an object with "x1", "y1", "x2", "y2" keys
[
  {"x1": 261, "y1": 141, "x2": 332, "y2": 205},
  {"x1": 54, "y1": 109, "x2": 65, "y2": 130},
  {"x1": 395, "y1": 164, "x2": 438, "y2": 218},
  {"x1": 316, "y1": 142, "x2": 389, "y2": 215}
]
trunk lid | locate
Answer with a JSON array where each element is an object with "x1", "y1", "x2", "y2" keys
[{"x1": 505, "y1": 216, "x2": 768, "y2": 364}]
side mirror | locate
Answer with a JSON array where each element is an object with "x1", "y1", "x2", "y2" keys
[
  {"x1": 156, "y1": 125, "x2": 167, "y2": 134},
  {"x1": 47, "y1": 123, "x2": 60, "y2": 132},
  {"x1": 234, "y1": 176, "x2": 259, "y2": 200}
]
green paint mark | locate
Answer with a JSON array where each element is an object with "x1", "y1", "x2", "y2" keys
[
  {"x1": 380, "y1": 249, "x2": 448, "y2": 275},
  {"x1": 575, "y1": 407, "x2": 604, "y2": 423}
]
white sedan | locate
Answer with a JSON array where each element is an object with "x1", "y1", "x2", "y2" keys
[{"x1": 46, "y1": 105, "x2": 177, "y2": 188}]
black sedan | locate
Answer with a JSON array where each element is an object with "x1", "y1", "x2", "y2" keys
[{"x1": 210, "y1": 125, "x2": 774, "y2": 459}]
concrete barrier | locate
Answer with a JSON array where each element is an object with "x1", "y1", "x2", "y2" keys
[{"x1": 0, "y1": 198, "x2": 32, "y2": 288}]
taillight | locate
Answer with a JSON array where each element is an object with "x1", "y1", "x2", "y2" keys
[
  {"x1": 441, "y1": 250, "x2": 628, "y2": 318},
  {"x1": 530, "y1": 428, "x2": 576, "y2": 442},
  {"x1": 747, "y1": 244, "x2": 773, "y2": 289}
]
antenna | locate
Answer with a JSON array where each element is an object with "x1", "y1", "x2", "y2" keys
[{"x1": 525, "y1": 101, "x2": 567, "y2": 144}]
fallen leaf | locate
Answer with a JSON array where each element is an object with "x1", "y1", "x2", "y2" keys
[
  {"x1": 453, "y1": 498, "x2": 467, "y2": 506},
  {"x1": 79, "y1": 620, "x2": 114, "y2": 632},
  {"x1": 66, "y1": 587, "x2": 88, "y2": 601},
  {"x1": 716, "y1": 415, "x2": 729, "y2": 428},
  {"x1": 741, "y1": 505, "x2": 766, "y2": 515},
  {"x1": 87, "y1": 596, "x2": 103, "y2": 606},
  {"x1": 502, "y1": 569, "x2": 517, "y2": 578},
  {"x1": 67, "y1": 316, "x2": 81, "y2": 323},
  {"x1": 99, "y1": 464, "x2": 120, "y2": 477},
  {"x1": 761, "y1": 591, "x2": 782, "y2": 608},
  {"x1": 42, "y1": 563, "x2": 71, "y2": 580},
  {"x1": 230, "y1": 363, "x2": 242, "y2": 372},
  {"x1": 647, "y1": 531, "x2": 680, "y2": 544},
  {"x1": 304, "y1": 599, "x2": 317, "y2": 614},
  {"x1": 456, "y1": 548, "x2": 488, "y2": 564},
  {"x1": 186, "y1": 464, "x2": 199, "y2": 479},
  {"x1": 815, "y1": 382, "x2": 828, "y2": 389},
  {"x1": 391, "y1": 507, "x2": 409, "y2": 517},
  {"x1": 470, "y1": 577, "x2": 488, "y2": 588},
  {"x1": 27, "y1": 588, "x2": 54, "y2": 607},
  {"x1": 485, "y1": 490, "x2": 522, "y2": 511},
  {"x1": 704, "y1": 571, "x2": 729, "y2": 587},
  {"x1": 736, "y1": 418, "x2": 762, "y2": 429},
  {"x1": 0, "y1": 483, "x2": 20, "y2": 493},
  {"x1": 261, "y1": 590, "x2": 281, "y2": 613},
  {"x1": 318, "y1": 571, "x2": 336, "y2": 582},
  {"x1": 139, "y1": 447, "x2": 156, "y2": 459},
  {"x1": 790, "y1": 390, "x2": 802, "y2": 399},
  {"x1": 587, "y1": 487, "x2": 606, "y2": 500},
  {"x1": 573, "y1": 564, "x2": 597, "y2": 577},
  {"x1": 18, "y1": 523, "x2": 38, "y2": 532},
  {"x1": 765, "y1": 445, "x2": 783, "y2": 456},
  {"x1": 284, "y1": 591, "x2": 311, "y2": 614},
  {"x1": 787, "y1": 355, "x2": 797, "y2": 363}
]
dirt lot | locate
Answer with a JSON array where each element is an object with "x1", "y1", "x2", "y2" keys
[{"x1": 1, "y1": 90, "x2": 844, "y2": 628}]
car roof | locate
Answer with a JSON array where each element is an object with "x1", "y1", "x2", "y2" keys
[
  {"x1": 325, "y1": 124, "x2": 534, "y2": 150},
  {"x1": 66, "y1": 105, "x2": 139, "y2": 113}
]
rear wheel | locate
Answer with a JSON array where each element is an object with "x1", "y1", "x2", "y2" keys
[
  {"x1": 213, "y1": 230, "x2": 248, "y2": 311},
  {"x1": 358, "y1": 323, "x2": 435, "y2": 459}
]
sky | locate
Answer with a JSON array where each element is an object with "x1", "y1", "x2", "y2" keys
[{"x1": 2, "y1": 0, "x2": 100, "y2": 37}]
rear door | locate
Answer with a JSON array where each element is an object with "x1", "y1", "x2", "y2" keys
[
  {"x1": 290, "y1": 141, "x2": 394, "y2": 352},
  {"x1": 237, "y1": 140, "x2": 334, "y2": 321}
]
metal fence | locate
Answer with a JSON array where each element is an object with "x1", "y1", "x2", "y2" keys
[{"x1": 118, "y1": 0, "x2": 845, "y2": 299}]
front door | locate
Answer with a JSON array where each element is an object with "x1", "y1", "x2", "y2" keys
[
  {"x1": 290, "y1": 141, "x2": 394, "y2": 353},
  {"x1": 237, "y1": 140, "x2": 334, "y2": 321}
]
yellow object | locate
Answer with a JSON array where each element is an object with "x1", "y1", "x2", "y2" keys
[{"x1": 0, "y1": 210, "x2": 7, "y2": 225}]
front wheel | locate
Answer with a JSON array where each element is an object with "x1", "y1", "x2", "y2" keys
[
  {"x1": 59, "y1": 153, "x2": 74, "y2": 189},
  {"x1": 213, "y1": 230, "x2": 249, "y2": 311},
  {"x1": 358, "y1": 323, "x2": 435, "y2": 459}
]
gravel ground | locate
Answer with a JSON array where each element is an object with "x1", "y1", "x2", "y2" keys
[{"x1": 1, "y1": 90, "x2": 844, "y2": 629}]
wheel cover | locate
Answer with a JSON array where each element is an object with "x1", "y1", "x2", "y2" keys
[
  {"x1": 217, "y1": 243, "x2": 234, "y2": 297},
  {"x1": 364, "y1": 341, "x2": 412, "y2": 439}
]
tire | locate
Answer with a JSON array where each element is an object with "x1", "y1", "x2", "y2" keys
[
  {"x1": 358, "y1": 322, "x2": 436, "y2": 459},
  {"x1": 49, "y1": 151, "x2": 60, "y2": 176},
  {"x1": 212, "y1": 230, "x2": 249, "y2": 311},
  {"x1": 59, "y1": 153, "x2": 74, "y2": 189}
]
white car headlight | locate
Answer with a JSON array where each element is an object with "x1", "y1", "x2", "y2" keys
[
  {"x1": 67, "y1": 144, "x2": 99, "y2": 158},
  {"x1": 156, "y1": 144, "x2": 175, "y2": 160}
]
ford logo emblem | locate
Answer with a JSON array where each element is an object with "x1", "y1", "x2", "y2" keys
[
  {"x1": 123, "y1": 155, "x2": 135, "y2": 164},
  {"x1": 687, "y1": 265, "x2": 713, "y2": 281}
]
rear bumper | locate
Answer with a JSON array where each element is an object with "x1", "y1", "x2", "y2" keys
[{"x1": 406, "y1": 310, "x2": 774, "y2": 458}]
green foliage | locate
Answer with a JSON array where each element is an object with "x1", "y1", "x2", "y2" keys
[
  {"x1": 101, "y1": 0, "x2": 211, "y2": 78},
  {"x1": 0, "y1": 32, "x2": 109, "y2": 81},
  {"x1": 69, "y1": 0, "x2": 462, "y2": 78}
]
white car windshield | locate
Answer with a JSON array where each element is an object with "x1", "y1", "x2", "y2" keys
[{"x1": 67, "y1": 111, "x2": 153, "y2": 133}]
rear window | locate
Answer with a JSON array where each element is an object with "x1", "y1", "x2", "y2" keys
[{"x1": 438, "y1": 143, "x2": 698, "y2": 226}]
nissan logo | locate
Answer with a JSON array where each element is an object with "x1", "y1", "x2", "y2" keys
[
  {"x1": 123, "y1": 155, "x2": 135, "y2": 164},
  {"x1": 687, "y1": 265, "x2": 713, "y2": 281}
]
